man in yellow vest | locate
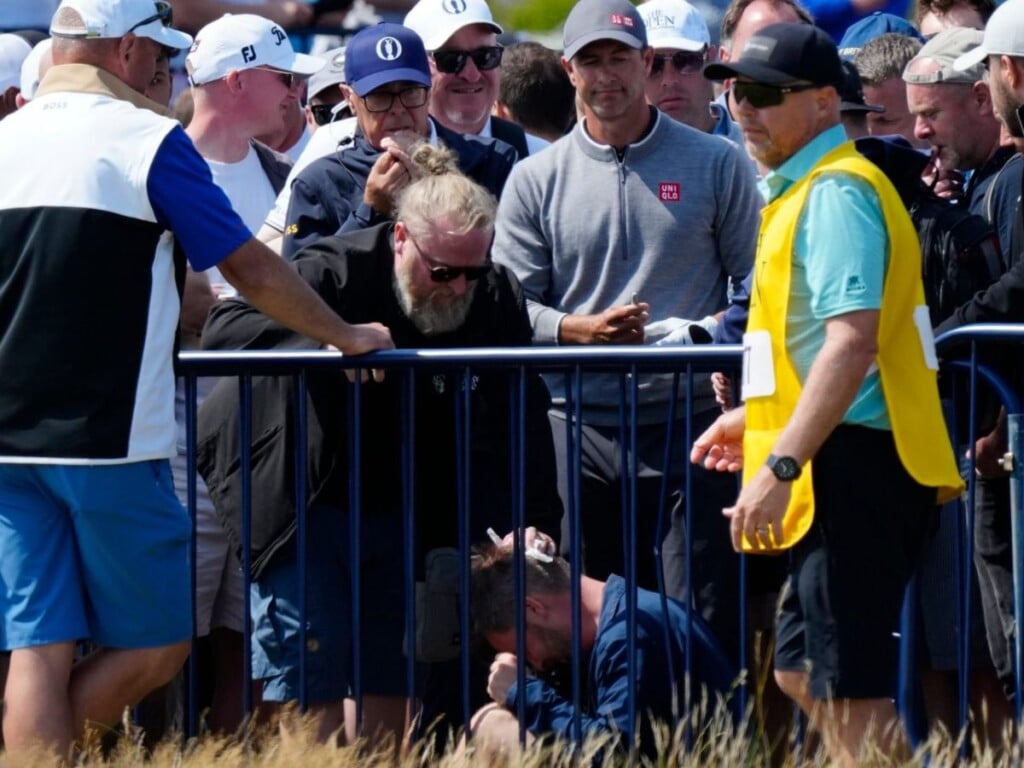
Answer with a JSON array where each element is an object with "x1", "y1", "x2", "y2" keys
[{"x1": 693, "y1": 23, "x2": 963, "y2": 768}]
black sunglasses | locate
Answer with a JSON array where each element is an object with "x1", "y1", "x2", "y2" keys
[
  {"x1": 432, "y1": 46, "x2": 504, "y2": 75},
  {"x1": 310, "y1": 102, "x2": 350, "y2": 125},
  {"x1": 412, "y1": 239, "x2": 491, "y2": 283},
  {"x1": 128, "y1": 0, "x2": 173, "y2": 34},
  {"x1": 649, "y1": 50, "x2": 706, "y2": 77},
  {"x1": 732, "y1": 81, "x2": 818, "y2": 109}
]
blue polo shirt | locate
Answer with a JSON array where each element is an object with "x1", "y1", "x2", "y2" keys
[{"x1": 759, "y1": 123, "x2": 890, "y2": 430}]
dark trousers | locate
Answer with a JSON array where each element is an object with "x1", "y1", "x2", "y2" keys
[
  {"x1": 974, "y1": 474, "x2": 1016, "y2": 699},
  {"x1": 549, "y1": 408, "x2": 743, "y2": 659}
]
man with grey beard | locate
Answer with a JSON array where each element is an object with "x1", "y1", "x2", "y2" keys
[{"x1": 196, "y1": 144, "x2": 562, "y2": 747}]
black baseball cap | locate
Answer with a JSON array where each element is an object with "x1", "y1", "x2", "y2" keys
[
  {"x1": 704, "y1": 23, "x2": 842, "y2": 88},
  {"x1": 839, "y1": 60, "x2": 884, "y2": 113}
]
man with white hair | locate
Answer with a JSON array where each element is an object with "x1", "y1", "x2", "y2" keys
[
  {"x1": 404, "y1": 0, "x2": 543, "y2": 157},
  {"x1": 0, "y1": 0, "x2": 392, "y2": 758}
]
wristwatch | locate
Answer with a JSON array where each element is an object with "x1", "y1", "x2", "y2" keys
[{"x1": 767, "y1": 453, "x2": 801, "y2": 482}]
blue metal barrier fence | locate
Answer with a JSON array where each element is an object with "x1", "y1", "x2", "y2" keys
[{"x1": 174, "y1": 330, "x2": 1024, "y2": 754}]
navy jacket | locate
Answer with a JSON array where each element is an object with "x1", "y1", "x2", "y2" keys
[
  {"x1": 281, "y1": 119, "x2": 517, "y2": 260},
  {"x1": 506, "y1": 575, "x2": 735, "y2": 757}
]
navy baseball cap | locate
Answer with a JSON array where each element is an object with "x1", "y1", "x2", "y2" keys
[
  {"x1": 344, "y1": 22, "x2": 431, "y2": 97},
  {"x1": 837, "y1": 12, "x2": 922, "y2": 60},
  {"x1": 704, "y1": 23, "x2": 842, "y2": 87},
  {"x1": 563, "y1": 0, "x2": 648, "y2": 61}
]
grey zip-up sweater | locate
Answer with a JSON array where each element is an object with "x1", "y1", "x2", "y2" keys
[{"x1": 493, "y1": 108, "x2": 760, "y2": 421}]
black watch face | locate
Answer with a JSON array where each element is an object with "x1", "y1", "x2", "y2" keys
[{"x1": 772, "y1": 456, "x2": 800, "y2": 481}]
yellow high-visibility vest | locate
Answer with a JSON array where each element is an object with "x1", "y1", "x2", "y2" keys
[{"x1": 742, "y1": 142, "x2": 964, "y2": 553}]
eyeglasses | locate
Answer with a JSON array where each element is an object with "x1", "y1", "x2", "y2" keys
[
  {"x1": 253, "y1": 67, "x2": 299, "y2": 89},
  {"x1": 410, "y1": 236, "x2": 492, "y2": 283},
  {"x1": 128, "y1": 0, "x2": 173, "y2": 34},
  {"x1": 431, "y1": 46, "x2": 504, "y2": 75},
  {"x1": 649, "y1": 50, "x2": 706, "y2": 77},
  {"x1": 361, "y1": 86, "x2": 429, "y2": 113},
  {"x1": 732, "y1": 81, "x2": 818, "y2": 109}
]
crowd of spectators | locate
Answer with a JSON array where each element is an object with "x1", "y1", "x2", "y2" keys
[{"x1": 0, "y1": 0, "x2": 1023, "y2": 763}]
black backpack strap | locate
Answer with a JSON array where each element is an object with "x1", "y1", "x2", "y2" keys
[
  {"x1": 251, "y1": 140, "x2": 294, "y2": 195},
  {"x1": 489, "y1": 116, "x2": 529, "y2": 160}
]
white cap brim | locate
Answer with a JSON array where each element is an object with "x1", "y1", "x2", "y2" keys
[
  {"x1": 954, "y1": 44, "x2": 989, "y2": 71},
  {"x1": 277, "y1": 51, "x2": 325, "y2": 77},
  {"x1": 133, "y1": 20, "x2": 193, "y2": 51},
  {"x1": 648, "y1": 34, "x2": 706, "y2": 51}
]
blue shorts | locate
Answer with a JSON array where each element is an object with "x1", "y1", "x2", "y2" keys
[
  {"x1": 0, "y1": 461, "x2": 192, "y2": 649},
  {"x1": 251, "y1": 505, "x2": 412, "y2": 704}
]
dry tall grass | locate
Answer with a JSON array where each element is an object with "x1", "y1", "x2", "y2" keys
[{"x1": 6, "y1": 700, "x2": 1022, "y2": 768}]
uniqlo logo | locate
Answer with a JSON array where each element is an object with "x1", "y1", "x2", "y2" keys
[
  {"x1": 609, "y1": 13, "x2": 634, "y2": 26},
  {"x1": 659, "y1": 182, "x2": 680, "y2": 202}
]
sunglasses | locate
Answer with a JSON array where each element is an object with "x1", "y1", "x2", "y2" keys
[
  {"x1": 732, "y1": 81, "x2": 818, "y2": 109},
  {"x1": 362, "y1": 86, "x2": 428, "y2": 113},
  {"x1": 432, "y1": 46, "x2": 504, "y2": 75},
  {"x1": 649, "y1": 50, "x2": 706, "y2": 77},
  {"x1": 254, "y1": 67, "x2": 299, "y2": 89},
  {"x1": 128, "y1": 0, "x2": 173, "y2": 34},
  {"x1": 309, "y1": 102, "x2": 351, "y2": 125},
  {"x1": 411, "y1": 238, "x2": 491, "y2": 283}
]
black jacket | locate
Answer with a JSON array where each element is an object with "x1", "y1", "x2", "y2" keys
[
  {"x1": 281, "y1": 119, "x2": 517, "y2": 259},
  {"x1": 196, "y1": 223, "x2": 563, "y2": 578}
]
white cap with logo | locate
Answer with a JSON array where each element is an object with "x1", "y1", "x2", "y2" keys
[
  {"x1": 186, "y1": 13, "x2": 323, "y2": 86},
  {"x1": 403, "y1": 0, "x2": 503, "y2": 52},
  {"x1": 954, "y1": 0, "x2": 1024, "y2": 70},
  {"x1": 50, "y1": 0, "x2": 193, "y2": 50},
  {"x1": 637, "y1": 0, "x2": 710, "y2": 52}
]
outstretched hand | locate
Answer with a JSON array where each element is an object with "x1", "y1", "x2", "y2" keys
[{"x1": 690, "y1": 406, "x2": 746, "y2": 472}]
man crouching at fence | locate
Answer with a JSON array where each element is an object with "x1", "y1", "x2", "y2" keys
[
  {"x1": 462, "y1": 541, "x2": 736, "y2": 759},
  {"x1": 196, "y1": 143, "x2": 562, "y2": 748}
]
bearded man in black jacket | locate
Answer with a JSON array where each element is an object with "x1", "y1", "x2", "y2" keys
[{"x1": 197, "y1": 145, "x2": 561, "y2": 747}]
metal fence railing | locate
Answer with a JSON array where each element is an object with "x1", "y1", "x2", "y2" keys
[{"x1": 173, "y1": 330, "x2": 1024, "y2": 754}]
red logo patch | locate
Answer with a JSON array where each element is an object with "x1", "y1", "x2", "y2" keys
[
  {"x1": 659, "y1": 182, "x2": 680, "y2": 202},
  {"x1": 609, "y1": 13, "x2": 635, "y2": 26}
]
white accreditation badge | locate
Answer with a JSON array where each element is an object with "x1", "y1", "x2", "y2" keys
[
  {"x1": 741, "y1": 330, "x2": 777, "y2": 400},
  {"x1": 913, "y1": 305, "x2": 940, "y2": 371}
]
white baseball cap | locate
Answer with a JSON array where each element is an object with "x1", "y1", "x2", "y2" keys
[
  {"x1": 403, "y1": 0, "x2": 502, "y2": 51},
  {"x1": 19, "y1": 38, "x2": 53, "y2": 101},
  {"x1": 637, "y1": 0, "x2": 709, "y2": 52},
  {"x1": 51, "y1": 0, "x2": 193, "y2": 50},
  {"x1": 0, "y1": 34, "x2": 31, "y2": 92},
  {"x1": 954, "y1": 0, "x2": 1024, "y2": 70},
  {"x1": 186, "y1": 14, "x2": 323, "y2": 86}
]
